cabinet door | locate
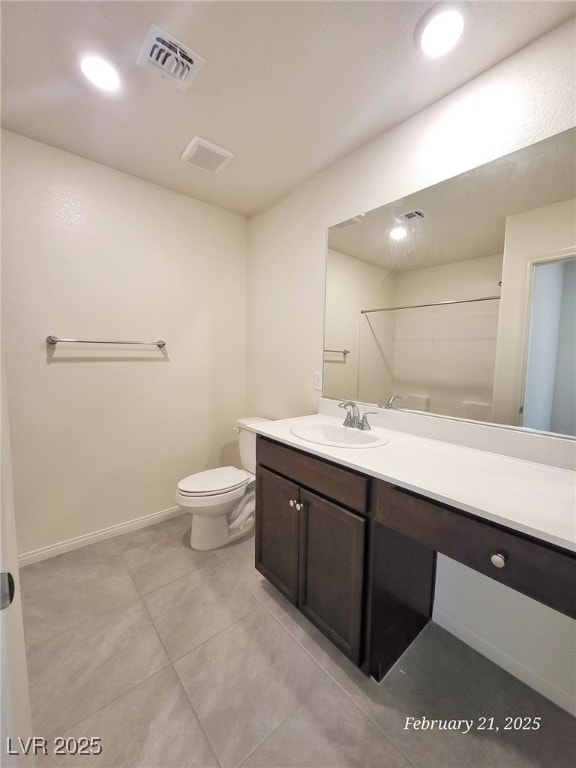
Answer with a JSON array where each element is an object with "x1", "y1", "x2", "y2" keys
[
  {"x1": 255, "y1": 466, "x2": 300, "y2": 604},
  {"x1": 298, "y1": 490, "x2": 366, "y2": 664}
]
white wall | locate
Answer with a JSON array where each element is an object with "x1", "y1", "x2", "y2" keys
[
  {"x1": 247, "y1": 20, "x2": 576, "y2": 713},
  {"x1": 493, "y1": 198, "x2": 576, "y2": 426},
  {"x1": 324, "y1": 248, "x2": 394, "y2": 401},
  {"x1": 2, "y1": 131, "x2": 248, "y2": 558}
]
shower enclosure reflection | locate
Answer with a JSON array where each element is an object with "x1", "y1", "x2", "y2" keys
[
  {"x1": 324, "y1": 129, "x2": 575, "y2": 436},
  {"x1": 358, "y1": 295, "x2": 500, "y2": 421}
]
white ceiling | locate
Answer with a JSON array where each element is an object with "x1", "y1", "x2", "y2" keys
[
  {"x1": 327, "y1": 128, "x2": 576, "y2": 272},
  {"x1": 1, "y1": 1, "x2": 574, "y2": 217}
]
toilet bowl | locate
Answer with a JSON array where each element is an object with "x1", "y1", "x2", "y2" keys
[{"x1": 175, "y1": 417, "x2": 268, "y2": 551}]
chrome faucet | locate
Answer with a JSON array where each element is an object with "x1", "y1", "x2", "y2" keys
[
  {"x1": 359, "y1": 411, "x2": 378, "y2": 430},
  {"x1": 383, "y1": 394, "x2": 403, "y2": 409},
  {"x1": 338, "y1": 400, "x2": 360, "y2": 428}
]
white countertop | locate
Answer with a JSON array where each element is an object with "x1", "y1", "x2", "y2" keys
[{"x1": 250, "y1": 414, "x2": 576, "y2": 553}]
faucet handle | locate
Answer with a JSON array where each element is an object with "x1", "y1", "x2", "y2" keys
[{"x1": 359, "y1": 411, "x2": 378, "y2": 430}]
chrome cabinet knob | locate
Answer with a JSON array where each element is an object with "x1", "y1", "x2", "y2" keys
[
  {"x1": 295, "y1": 502, "x2": 303, "y2": 511},
  {"x1": 490, "y1": 553, "x2": 506, "y2": 569},
  {"x1": 289, "y1": 499, "x2": 295, "y2": 508}
]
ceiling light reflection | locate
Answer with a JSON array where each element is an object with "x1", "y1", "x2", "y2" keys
[{"x1": 390, "y1": 226, "x2": 408, "y2": 241}]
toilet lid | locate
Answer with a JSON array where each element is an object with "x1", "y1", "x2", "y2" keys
[{"x1": 177, "y1": 466, "x2": 251, "y2": 496}]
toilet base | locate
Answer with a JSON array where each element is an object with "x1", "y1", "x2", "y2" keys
[{"x1": 189, "y1": 494, "x2": 255, "y2": 551}]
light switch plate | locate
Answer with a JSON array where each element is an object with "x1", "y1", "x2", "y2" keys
[{"x1": 313, "y1": 371, "x2": 323, "y2": 391}]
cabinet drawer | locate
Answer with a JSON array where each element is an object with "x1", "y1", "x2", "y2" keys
[
  {"x1": 374, "y1": 481, "x2": 576, "y2": 619},
  {"x1": 257, "y1": 437, "x2": 368, "y2": 514}
]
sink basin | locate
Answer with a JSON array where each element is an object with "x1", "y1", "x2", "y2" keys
[{"x1": 289, "y1": 421, "x2": 389, "y2": 449}]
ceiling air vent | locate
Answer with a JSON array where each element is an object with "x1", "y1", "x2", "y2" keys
[
  {"x1": 181, "y1": 137, "x2": 233, "y2": 173},
  {"x1": 398, "y1": 210, "x2": 425, "y2": 222},
  {"x1": 137, "y1": 23, "x2": 204, "y2": 92}
]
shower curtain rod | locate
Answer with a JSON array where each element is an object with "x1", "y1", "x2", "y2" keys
[
  {"x1": 46, "y1": 336, "x2": 166, "y2": 348},
  {"x1": 360, "y1": 295, "x2": 501, "y2": 314}
]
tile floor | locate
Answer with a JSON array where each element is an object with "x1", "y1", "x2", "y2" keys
[{"x1": 20, "y1": 514, "x2": 575, "y2": 768}]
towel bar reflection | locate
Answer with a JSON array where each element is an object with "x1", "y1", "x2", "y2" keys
[{"x1": 47, "y1": 336, "x2": 166, "y2": 348}]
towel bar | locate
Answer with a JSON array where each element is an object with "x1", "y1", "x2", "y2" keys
[{"x1": 46, "y1": 336, "x2": 166, "y2": 348}]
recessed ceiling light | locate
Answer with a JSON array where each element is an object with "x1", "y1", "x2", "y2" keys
[
  {"x1": 415, "y1": 3, "x2": 468, "y2": 58},
  {"x1": 390, "y1": 226, "x2": 408, "y2": 241},
  {"x1": 80, "y1": 54, "x2": 121, "y2": 91}
]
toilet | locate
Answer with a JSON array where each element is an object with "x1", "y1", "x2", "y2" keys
[{"x1": 175, "y1": 417, "x2": 268, "y2": 551}]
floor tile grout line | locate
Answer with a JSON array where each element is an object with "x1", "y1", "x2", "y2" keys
[
  {"x1": 26, "y1": 585, "x2": 173, "y2": 737},
  {"x1": 39, "y1": 662, "x2": 174, "y2": 743},
  {"x1": 168, "y1": 600, "x2": 262, "y2": 666},
  {"x1": 22, "y1": 593, "x2": 147, "y2": 663},
  {"x1": 132, "y1": 555, "x2": 222, "y2": 600},
  {"x1": 20, "y1": 551, "x2": 143, "y2": 652},
  {"x1": 23, "y1": 620, "x2": 81, "y2": 657},
  {"x1": 29, "y1": 555, "x2": 217, "y2": 763},
  {"x1": 133, "y1": 566, "x2": 208, "y2": 600},
  {"x1": 25, "y1": 529, "x2": 414, "y2": 766},
  {"x1": 236, "y1": 574, "x2": 420, "y2": 768},
  {"x1": 170, "y1": 663, "x2": 224, "y2": 768},
  {"x1": 231, "y1": 695, "x2": 307, "y2": 768},
  {"x1": 113, "y1": 517, "x2": 190, "y2": 555},
  {"x1": 22, "y1": 529, "x2": 574, "y2": 768},
  {"x1": 25, "y1": 530, "x2": 413, "y2": 767},
  {"x1": 116, "y1": 529, "x2": 220, "y2": 599},
  {"x1": 164, "y1": 593, "x2": 282, "y2": 768},
  {"x1": 134, "y1": 548, "x2": 258, "y2": 674},
  {"x1": 137, "y1": 581, "x2": 181, "y2": 664},
  {"x1": 167, "y1": 603, "x2": 320, "y2": 768},
  {"x1": 138, "y1": 562, "x2": 261, "y2": 666},
  {"x1": 147, "y1": 545, "x2": 315, "y2": 768},
  {"x1": 117, "y1": 547, "x2": 143, "y2": 598}
]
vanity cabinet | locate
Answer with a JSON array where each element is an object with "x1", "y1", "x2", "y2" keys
[
  {"x1": 255, "y1": 437, "x2": 367, "y2": 664},
  {"x1": 373, "y1": 481, "x2": 576, "y2": 618},
  {"x1": 367, "y1": 478, "x2": 576, "y2": 680},
  {"x1": 254, "y1": 431, "x2": 576, "y2": 683}
]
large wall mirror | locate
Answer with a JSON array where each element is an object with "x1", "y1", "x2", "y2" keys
[{"x1": 324, "y1": 128, "x2": 575, "y2": 437}]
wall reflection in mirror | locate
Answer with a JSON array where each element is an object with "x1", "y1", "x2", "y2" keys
[{"x1": 324, "y1": 128, "x2": 575, "y2": 437}]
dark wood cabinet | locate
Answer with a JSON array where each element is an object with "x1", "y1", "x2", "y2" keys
[
  {"x1": 367, "y1": 478, "x2": 576, "y2": 680},
  {"x1": 373, "y1": 481, "x2": 576, "y2": 621},
  {"x1": 254, "y1": 433, "x2": 576, "y2": 683},
  {"x1": 366, "y1": 524, "x2": 435, "y2": 681},
  {"x1": 255, "y1": 437, "x2": 366, "y2": 665},
  {"x1": 298, "y1": 489, "x2": 365, "y2": 662},
  {"x1": 255, "y1": 466, "x2": 300, "y2": 603}
]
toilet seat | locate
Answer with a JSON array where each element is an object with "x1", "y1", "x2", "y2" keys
[{"x1": 177, "y1": 466, "x2": 252, "y2": 497}]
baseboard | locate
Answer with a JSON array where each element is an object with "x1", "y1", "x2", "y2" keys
[
  {"x1": 433, "y1": 608, "x2": 576, "y2": 717},
  {"x1": 18, "y1": 506, "x2": 183, "y2": 566}
]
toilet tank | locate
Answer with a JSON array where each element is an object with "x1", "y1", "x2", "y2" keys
[{"x1": 237, "y1": 417, "x2": 269, "y2": 473}]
